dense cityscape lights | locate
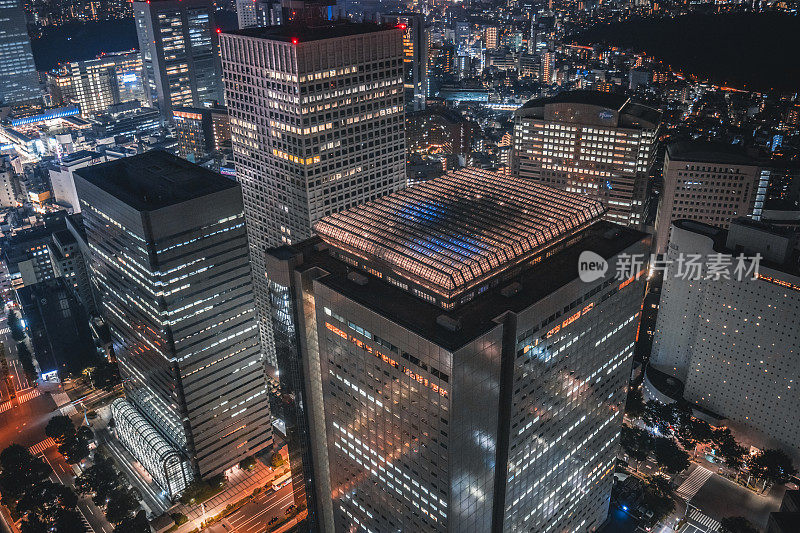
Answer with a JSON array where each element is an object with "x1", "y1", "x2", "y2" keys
[{"x1": 0, "y1": 0, "x2": 797, "y2": 532}]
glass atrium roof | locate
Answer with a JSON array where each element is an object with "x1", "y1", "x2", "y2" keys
[{"x1": 315, "y1": 168, "x2": 605, "y2": 295}]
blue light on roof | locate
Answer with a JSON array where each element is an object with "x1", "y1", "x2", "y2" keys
[{"x1": 10, "y1": 106, "x2": 80, "y2": 127}]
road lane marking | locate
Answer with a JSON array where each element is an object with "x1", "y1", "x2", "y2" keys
[
  {"x1": 676, "y1": 466, "x2": 713, "y2": 501},
  {"x1": 0, "y1": 387, "x2": 41, "y2": 412},
  {"x1": 226, "y1": 492, "x2": 293, "y2": 529}
]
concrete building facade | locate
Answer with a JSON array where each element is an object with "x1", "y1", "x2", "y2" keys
[
  {"x1": 514, "y1": 91, "x2": 661, "y2": 229},
  {"x1": 219, "y1": 22, "x2": 406, "y2": 368},
  {"x1": 651, "y1": 219, "x2": 800, "y2": 460},
  {"x1": 654, "y1": 142, "x2": 760, "y2": 254}
]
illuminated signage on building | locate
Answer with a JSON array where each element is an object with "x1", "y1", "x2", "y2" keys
[{"x1": 544, "y1": 302, "x2": 595, "y2": 339}]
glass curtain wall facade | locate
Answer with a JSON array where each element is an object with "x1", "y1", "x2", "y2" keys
[
  {"x1": 269, "y1": 168, "x2": 650, "y2": 532},
  {"x1": 111, "y1": 398, "x2": 194, "y2": 498},
  {"x1": 75, "y1": 153, "x2": 272, "y2": 482},
  {"x1": 134, "y1": 0, "x2": 224, "y2": 118},
  {"x1": 0, "y1": 0, "x2": 40, "y2": 105}
]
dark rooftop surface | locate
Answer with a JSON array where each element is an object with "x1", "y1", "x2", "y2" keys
[
  {"x1": 225, "y1": 22, "x2": 396, "y2": 43},
  {"x1": 293, "y1": 221, "x2": 647, "y2": 351},
  {"x1": 667, "y1": 141, "x2": 756, "y2": 165},
  {"x1": 518, "y1": 90, "x2": 661, "y2": 128},
  {"x1": 73, "y1": 151, "x2": 238, "y2": 212},
  {"x1": 673, "y1": 218, "x2": 800, "y2": 276}
]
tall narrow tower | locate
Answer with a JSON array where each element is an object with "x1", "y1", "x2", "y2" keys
[
  {"x1": 219, "y1": 21, "x2": 405, "y2": 370},
  {"x1": 220, "y1": 20, "x2": 405, "y2": 530},
  {"x1": 0, "y1": 0, "x2": 40, "y2": 105},
  {"x1": 133, "y1": 0, "x2": 224, "y2": 117}
]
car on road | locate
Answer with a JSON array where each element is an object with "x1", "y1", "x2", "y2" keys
[{"x1": 268, "y1": 517, "x2": 279, "y2": 525}]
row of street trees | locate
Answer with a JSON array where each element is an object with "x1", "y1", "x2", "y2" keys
[
  {"x1": 75, "y1": 455, "x2": 148, "y2": 531},
  {"x1": 0, "y1": 444, "x2": 83, "y2": 532},
  {"x1": 624, "y1": 387, "x2": 797, "y2": 489},
  {"x1": 43, "y1": 415, "x2": 148, "y2": 531}
]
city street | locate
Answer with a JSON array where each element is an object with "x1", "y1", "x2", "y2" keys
[
  {"x1": 40, "y1": 444, "x2": 113, "y2": 533},
  {"x1": 217, "y1": 484, "x2": 294, "y2": 533},
  {"x1": 0, "y1": 374, "x2": 115, "y2": 533},
  {"x1": 690, "y1": 468, "x2": 784, "y2": 530}
]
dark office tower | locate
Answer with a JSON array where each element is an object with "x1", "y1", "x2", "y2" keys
[
  {"x1": 380, "y1": 13, "x2": 427, "y2": 111},
  {"x1": 74, "y1": 152, "x2": 272, "y2": 496},
  {"x1": 267, "y1": 167, "x2": 649, "y2": 532},
  {"x1": 514, "y1": 91, "x2": 661, "y2": 229},
  {"x1": 0, "y1": 0, "x2": 41, "y2": 105},
  {"x1": 134, "y1": 0, "x2": 224, "y2": 118},
  {"x1": 219, "y1": 22, "x2": 405, "y2": 369}
]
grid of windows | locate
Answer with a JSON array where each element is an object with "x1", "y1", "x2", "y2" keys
[
  {"x1": 219, "y1": 24, "x2": 405, "y2": 367},
  {"x1": 514, "y1": 99, "x2": 659, "y2": 228},
  {"x1": 652, "y1": 222, "x2": 800, "y2": 458}
]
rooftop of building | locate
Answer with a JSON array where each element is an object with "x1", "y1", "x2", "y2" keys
[
  {"x1": 73, "y1": 150, "x2": 238, "y2": 212},
  {"x1": 315, "y1": 168, "x2": 605, "y2": 296},
  {"x1": 60, "y1": 150, "x2": 101, "y2": 166},
  {"x1": 517, "y1": 90, "x2": 662, "y2": 128},
  {"x1": 225, "y1": 21, "x2": 396, "y2": 43},
  {"x1": 667, "y1": 141, "x2": 757, "y2": 166},
  {"x1": 673, "y1": 218, "x2": 800, "y2": 277},
  {"x1": 287, "y1": 220, "x2": 646, "y2": 351}
]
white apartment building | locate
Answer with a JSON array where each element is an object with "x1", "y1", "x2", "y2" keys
[{"x1": 651, "y1": 219, "x2": 800, "y2": 459}]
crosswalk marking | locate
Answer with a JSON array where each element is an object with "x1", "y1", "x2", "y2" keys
[
  {"x1": 676, "y1": 466, "x2": 713, "y2": 501},
  {"x1": 0, "y1": 388, "x2": 41, "y2": 413},
  {"x1": 78, "y1": 508, "x2": 93, "y2": 532},
  {"x1": 51, "y1": 390, "x2": 78, "y2": 415},
  {"x1": 29, "y1": 438, "x2": 56, "y2": 455},
  {"x1": 688, "y1": 508, "x2": 720, "y2": 531},
  {"x1": 0, "y1": 327, "x2": 9, "y2": 334},
  {"x1": 17, "y1": 388, "x2": 41, "y2": 403},
  {"x1": 51, "y1": 390, "x2": 72, "y2": 407}
]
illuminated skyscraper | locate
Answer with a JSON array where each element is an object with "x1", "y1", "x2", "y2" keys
[
  {"x1": 133, "y1": 0, "x2": 224, "y2": 117},
  {"x1": 220, "y1": 22, "x2": 404, "y2": 530},
  {"x1": 514, "y1": 91, "x2": 661, "y2": 229},
  {"x1": 47, "y1": 52, "x2": 145, "y2": 117},
  {"x1": 381, "y1": 13, "x2": 427, "y2": 111},
  {"x1": 541, "y1": 50, "x2": 553, "y2": 84},
  {"x1": 75, "y1": 152, "x2": 272, "y2": 495},
  {"x1": 268, "y1": 167, "x2": 649, "y2": 532},
  {"x1": 219, "y1": 21, "x2": 405, "y2": 369},
  {"x1": 0, "y1": 0, "x2": 41, "y2": 105}
]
